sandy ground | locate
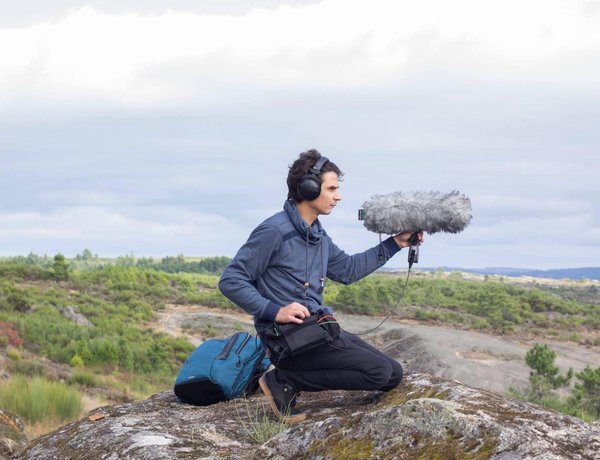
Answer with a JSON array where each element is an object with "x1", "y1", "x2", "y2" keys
[{"x1": 154, "y1": 305, "x2": 600, "y2": 394}]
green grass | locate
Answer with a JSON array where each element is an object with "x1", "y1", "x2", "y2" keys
[
  {"x1": 235, "y1": 400, "x2": 289, "y2": 443},
  {"x1": 0, "y1": 376, "x2": 83, "y2": 423}
]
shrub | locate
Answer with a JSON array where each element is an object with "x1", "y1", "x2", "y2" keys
[
  {"x1": 4, "y1": 288, "x2": 33, "y2": 312},
  {"x1": 0, "y1": 321, "x2": 24, "y2": 347},
  {"x1": 52, "y1": 253, "x2": 70, "y2": 281},
  {"x1": 10, "y1": 360, "x2": 47, "y2": 378},
  {"x1": 7, "y1": 349, "x2": 21, "y2": 361},
  {"x1": 70, "y1": 370, "x2": 98, "y2": 388},
  {"x1": 70, "y1": 354, "x2": 84, "y2": 368}
]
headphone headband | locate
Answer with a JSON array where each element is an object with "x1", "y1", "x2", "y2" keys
[{"x1": 309, "y1": 156, "x2": 329, "y2": 176}]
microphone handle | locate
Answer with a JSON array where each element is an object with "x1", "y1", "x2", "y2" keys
[{"x1": 408, "y1": 231, "x2": 420, "y2": 268}]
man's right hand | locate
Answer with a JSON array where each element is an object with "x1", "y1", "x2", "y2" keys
[{"x1": 275, "y1": 302, "x2": 310, "y2": 324}]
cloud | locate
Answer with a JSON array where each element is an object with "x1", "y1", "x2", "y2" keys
[
  {"x1": 0, "y1": 1, "x2": 322, "y2": 27},
  {"x1": 1, "y1": 0, "x2": 600, "y2": 113},
  {"x1": 1, "y1": 0, "x2": 599, "y2": 269},
  {"x1": 0, "y1": 206, "x2": 247, "y2": 257}
]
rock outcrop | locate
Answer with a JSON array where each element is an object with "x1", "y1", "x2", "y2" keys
[
  {"x1": 0, "y1": 409, "x2": 27, "y2": 459},
  {"x1": 17, "y1": 373, "x2": 600, "y2": 459},
  {"x1": 60, "y1": 306, "x2": 94, "y2": 327}
]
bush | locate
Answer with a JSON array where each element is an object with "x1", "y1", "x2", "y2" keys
[
  {"x1": 0, "y1": 376, "x2": 83, "y2": 423},
  {"x1": 70, "y1": 354, "x2": 84, "y2": 368},
  {"x1": 70, "y1": 370, "x2": 98, "y2": 388},
  {"x1": 7, "y1": 349, "x2": 21, "y2": 361},
  {"x1": 0, "y1": 321, "x2": 24, "y2": 347},
  {"x1": 52, "y1": 253, "x2": 70, "y2": 281},
  {"x1": 10, "y1": 360, "x2": 47, "y2": 378},
  {"x1": 0, "y1": 261, "x2": 52, "y2": 281}
]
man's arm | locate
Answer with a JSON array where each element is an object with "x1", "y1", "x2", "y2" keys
[
  {"x1": 326, "y1": 231, "x2": 423, "y2": 285},
  {"x1": 218, "y1": 224, "x2": 311, "y2": 324},
  {"x1": 218, "y1": 225, "x2": 283, "y2": 322}
]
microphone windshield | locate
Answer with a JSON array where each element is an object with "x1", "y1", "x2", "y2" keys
[{"x1": 361, "y1": 190, "x2": 472, "y2": 235}]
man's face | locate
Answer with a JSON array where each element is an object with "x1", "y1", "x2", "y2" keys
[{"x1": 309, "y1": 171, "x2": 342, "y2": 216}]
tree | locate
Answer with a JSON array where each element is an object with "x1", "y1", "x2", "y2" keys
[
  {"x1": 525, "y1": 343, "x2": 573, "y2": 403},
  {"x1": 52, "y1": 253, "x2": 69, "y2": 281},
  {"x1": 75, "y1": 249, "x2": 95, "y2": 261},
  {"x1": 569, "y1": 365, "x2": 600, "y2": 419}
]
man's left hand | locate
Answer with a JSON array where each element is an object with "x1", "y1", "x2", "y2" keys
[{"x1": 393, "y1": 231, "x2": 424, "y2": 249}]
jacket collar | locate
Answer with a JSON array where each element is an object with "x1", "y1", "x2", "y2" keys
[{"x1": 284, "y1": 200, "x2": 323, "y2": 244}]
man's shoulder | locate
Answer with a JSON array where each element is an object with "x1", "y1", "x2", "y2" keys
[{"x1": 253, "y1": 211, "x2": 292, "y2": 236}]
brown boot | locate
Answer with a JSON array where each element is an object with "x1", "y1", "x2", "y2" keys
[{"x1": 258, "y1": 369, "x2": 306, "y2": 424}]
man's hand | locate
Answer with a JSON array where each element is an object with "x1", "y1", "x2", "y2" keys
[
  {"x1": 275, "y1": 302, "x2": 310, "y2": 324},
  {"x1": 393, "y1": 231, "x2": 424, "y2": 249}
]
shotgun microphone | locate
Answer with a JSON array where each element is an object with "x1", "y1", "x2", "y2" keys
[{"x1": 358, "y1": 190, "x2": 472, "y2": 267}]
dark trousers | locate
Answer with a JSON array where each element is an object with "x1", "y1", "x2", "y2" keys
[{"x1": 265, "y1": 330, "x2": 403, "y2": 393}]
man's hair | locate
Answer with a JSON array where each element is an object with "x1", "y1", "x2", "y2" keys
[{"x1": 287, "y1": 149, "x2": 343, "y2": 202}]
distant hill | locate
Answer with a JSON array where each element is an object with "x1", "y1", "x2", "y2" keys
[{"x1": 423, "y1": 267, "x2": 600, "y2": 281}]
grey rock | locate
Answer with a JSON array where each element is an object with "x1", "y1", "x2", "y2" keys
[
  {"x1": 0, "y1": 409, "x2": 27, "y2": 459},
  {"x1": 16, "y1": 373, "x2": 600, "y2": 459},
  {"x1": 60, "y1": 306, "x2": 94, "y2": 327}
]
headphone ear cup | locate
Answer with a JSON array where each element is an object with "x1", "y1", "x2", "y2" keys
[{"x1": 297, "y1": 174, "x2": 321, "y2": 201}]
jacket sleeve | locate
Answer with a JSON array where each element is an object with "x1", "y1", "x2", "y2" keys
[
  {"x1": 326, "y1": 236, "x2": 401, "y2": 285},
  {"x1": 218, "y1": 224, "x2": 283, "y2": 322}
]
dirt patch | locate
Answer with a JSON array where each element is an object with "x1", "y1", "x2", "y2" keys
[
  {"x1": 456, "y1": 347, "x2": 520, "y2": 363},
  {"x1": 146, "y1": 305, "x2": 600, "y2": 395},
  {"x1": 151, "y1": 304, "x2": 254, "y2": 346},
  {"x1": 336, "y1": 312, "x2": 600, "y2": 393}
]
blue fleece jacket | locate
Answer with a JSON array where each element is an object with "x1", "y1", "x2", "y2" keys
[{"x1": 218, "y1": 200, "x2": 401, "y2": 333}]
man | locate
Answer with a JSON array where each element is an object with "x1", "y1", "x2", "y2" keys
[{"x1": 219, "y1": 150, "x2": 423, "y2": 424}]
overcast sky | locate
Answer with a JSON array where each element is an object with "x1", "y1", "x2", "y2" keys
[{"x1": 1, "y1": 0, "x2": 599, "y2": 269}]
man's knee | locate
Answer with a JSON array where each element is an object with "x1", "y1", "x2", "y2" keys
[
  {"x1": 380, "y1": 361, "x2": 403, "y2": 392},
  {"x1": 364, "y1": 360, "x2": 396, "y2": 390}
]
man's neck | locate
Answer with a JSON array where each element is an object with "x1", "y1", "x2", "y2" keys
[{"x1": 295, "y1": 201, "x2": 318, "y2": 226}]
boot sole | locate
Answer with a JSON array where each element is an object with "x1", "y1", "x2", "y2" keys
[{"x1": 258, "y1": 375, "x2": 306, "y2": 425}]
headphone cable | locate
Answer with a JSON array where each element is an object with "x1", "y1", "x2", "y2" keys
[{"x1": 348, "y1": 247, "x2": 413, "y2": 336}]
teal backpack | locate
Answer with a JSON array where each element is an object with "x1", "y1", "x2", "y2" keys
[{"x1": 174, "y1": 332, "x2": 271, "y2": 406}]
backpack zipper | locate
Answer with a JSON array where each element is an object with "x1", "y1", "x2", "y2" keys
[
  {"x1": 216, "y1": 332, "x2": 242, "y2": 360},
  {"x1": 235, "y1": 333, "x2": 251, "y2": 355},
  {"x1": 233, "y1": 346, "x2": 267, "y2": 396}
]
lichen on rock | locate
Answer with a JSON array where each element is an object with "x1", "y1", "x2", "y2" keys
[
  {"x1": 0, "y1": 409, "x2": 27, "y2": 460},
  {"x1": 15, "y1": 373, "x2": 600, "y2": 459}
]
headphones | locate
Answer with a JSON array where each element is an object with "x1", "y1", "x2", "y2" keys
[{"x1": 297, "y1": 155, "x2": 329, "y2": 201}]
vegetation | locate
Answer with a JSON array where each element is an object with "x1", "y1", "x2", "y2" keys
[
  {"x1": 52, "y1": 253, "x2": 70, "y2": 282},
  {"x1": 1, "y1": 251, "x2": 599, "y2": 434},
  {"x1": 0, "y1": 254, "x2": 236, "y2": 434},
  {"x1": 511, "y1": 343, "x2": 600, "y2": 422},
  {"x1": 325, "y1": 271, "x2": 600, "y2": 340},
  {"x1": 2, "y1": 250, "x2": 231, "y2": 275},
  {"x1": 236, "y1": 400, "x2": 289, "y2": 443},
  {"x1": 523, "y1": 343, "x2": 573, "y2": 403},
  {"x1": 569, "y1": 365, "x2": 600, "y2": 419},
  {"x1": 0, "y1": 376, "x2": 83, "y2": 423}
]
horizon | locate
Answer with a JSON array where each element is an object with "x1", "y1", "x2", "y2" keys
[{"x1": 3, "y1": 250, "x2": 599, "y2": 273}]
